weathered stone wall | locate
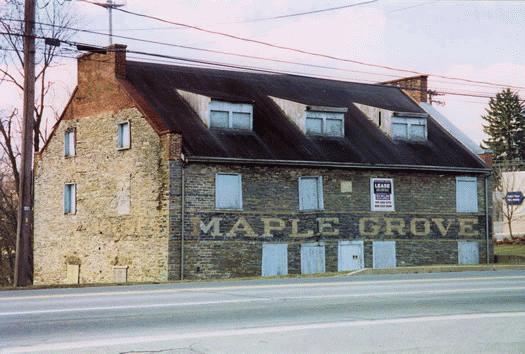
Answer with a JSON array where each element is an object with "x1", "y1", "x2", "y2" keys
[
  {"x1": 168, "y1": 164, "x2": 492, "y2": 280},
  {"x1": 34, "y1": 107, "x2": 170, "y2": 284}
]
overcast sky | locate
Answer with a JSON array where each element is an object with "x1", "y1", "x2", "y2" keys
[{"x1": 2, "y1": 0, "x2": 524, "y2": 145}]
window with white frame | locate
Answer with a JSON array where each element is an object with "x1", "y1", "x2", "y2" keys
[
  {"x1": 216, "y1": 173, "x2": 243, "y2": 209},
  {"x1": 64, "y1": 129, "x2": 75, "y2": 157},
  {"x1": 391, "y1": 116, "x2": 427, "y2": 141},
  {"x1": 456, "y1": 176, "x2": 478, "y2": 212},
  {"x1": 117, "y1": 121, "x2": 131, "y2": 149},
  {"x1": 305, "y1": 111, "x2": 344, "y2": 137},
  {"x1": 64, "y1": 183, "x2": 76, "y2": 214},
  {"x1": 299, "y1": 176, "x2": 324, "y2": 211},
  {"x1": 209, "y1": 100, "x2": 253, "y2": 130}
]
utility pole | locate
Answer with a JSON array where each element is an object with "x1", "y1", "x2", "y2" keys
[
  {"x1": 14, "y1": 0, "x2": 36, "y2": 287},
  {"x1": 92, "y1": 0, "x2": 125, "y2": 45}
]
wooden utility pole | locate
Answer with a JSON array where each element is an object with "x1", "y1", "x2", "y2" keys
[{"x1": 14, "y1": 0, "x2": 36, "y2": 287}]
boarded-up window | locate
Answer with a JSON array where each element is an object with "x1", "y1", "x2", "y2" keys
[
  {"x1": 458, "y1": 241, "x2": 479, "y2": 265},
  {"x1": 216, "y1": 173, "x2": 242, "y2": 209},
  {"x1": 456, "y1": 176, "x2": 478, "y2": 212},
  {"x1": 373, "y1": 241, "x2": 396, "y2": 269},
  {"x1": 262, "y1": 243, "x2": 288, "y2": 276},
  {"x1": 301, "y1": 242, "x2": 325, "y2": 274},
  {"x1": 64, "y1": 183, "x2": 76, "y2": 214},
  {"x1": 117, "y1": 121, "x2": 131, "y2": 149},
  {"x1": 299, "y1": 176, "x2": 323, "y2": 211},
  {"x1": 64, "y1": 129, "x2": 75, "y2": 157}
]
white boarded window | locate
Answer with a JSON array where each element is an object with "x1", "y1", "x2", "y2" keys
[
  {"x1": 209, "y1": 100, "x2": 253, "y2": 130},
  {"x1": 64, "y1": 183, "x2": 76, "y2": 214},
  {"x1": 216, "y1": 173, "x2": 242, "y2": 209},
  {"x1": 64, "y1": 129, "x2": 75, "y2": 157},
  {"x1": 299, "y1": 176, "x2": 324, "y2": 211},
  {"x1": 117, "y1": 121, "x2": 131, "y2": 149},
  {"x1": 456, "y1": 176, "x2": 478, "y2": 212},
  {"x1": 392, "y1": 116, "x2": 427, "y2": 141},
  {"x1": 305, "y1": 111, "x2": 344, "y2": 137}
]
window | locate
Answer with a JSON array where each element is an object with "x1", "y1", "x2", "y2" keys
[
  {"x1": 299, "y1": 176, "x2": 324, "y2": 211},
  {"x1": 117, "y1": 121, "x2": 130, "y2": 149},
  {"x1": 64, "y1": 183, "x2": 76, "y2": 214},
  {"x1": 64, "y1": 129, "x2": 75, "y2": 157},
  {"x1": 216, "y1": 173, "x2": 242, "y2": 209},
  {"x1": 391, "y1": 116, "x2": 427, "y2": 141},
  {"x1": 305, "y1": 111, "x2": 344, "y2": 137},
  {"x1": 456, "y1": 176, "x2": 478, "y2": 212},
  {"x1": 209, "y1": 100, "x2": 253, "y2": 130}
]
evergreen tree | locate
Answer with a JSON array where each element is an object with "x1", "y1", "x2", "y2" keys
[{"x1": 481, "y1": 88, "x2": 525, "y2": 162}]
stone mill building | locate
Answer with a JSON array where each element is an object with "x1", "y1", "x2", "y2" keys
[{"x1": 33, "y1": 45, "x2": 492, "y2": 285}]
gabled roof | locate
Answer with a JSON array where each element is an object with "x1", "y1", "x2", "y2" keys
[{"x1": 124, "y1": 61, "x2": 486, "y2": 170}]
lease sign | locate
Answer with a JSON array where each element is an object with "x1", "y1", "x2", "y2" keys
[{"x1": 371, "y1": 178, "x2": 395, "y2": 211}]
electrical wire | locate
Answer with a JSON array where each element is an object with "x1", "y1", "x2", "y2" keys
[
  {"x1": 110, "y1": 6, "x2": 525, "y2": 90},
  {"x1": 2, "y1": 16, "x2": 524, "y2": 95}
]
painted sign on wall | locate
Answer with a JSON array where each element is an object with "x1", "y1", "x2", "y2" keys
[
  {"x1": 371, "y1": 178, "x2": 394, "y2": 211},
  {"x1": 191, "y1": 215, "x2": 481, "y2": 239}
]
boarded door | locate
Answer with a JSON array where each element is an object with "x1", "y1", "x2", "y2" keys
[
  {"x1": 301, "y1": 242, "x2": 325, "y2": 274},
  {"x1": 338, "y1": 240, "x2": 364, "y2": 271},
  {"x1": 373, "y1": 241, "x2": 396, "y2": 269},
  {"x1": 458, "y1": 241, "x2": 479, "y2": 265},
  {"x1": 262, "y1": 243, "x2": 288, "y2": 276}
]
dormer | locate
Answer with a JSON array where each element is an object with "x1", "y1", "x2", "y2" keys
[
  {"x1": 354, "y1": 103, "x2": 428, "y2": 142},
  {"x1": 270, "y1": 96, "x2": 346, "y2": 137},
  {"x1": 391, "y1": 113, "x2": 428, "y2": 142},
  {"x1": 209, "y1": 100, "x2": 253, "y2": 130},
  {"x1": 305, "y1": 107, "x2": 346, "y2": 137},
  {"x1": 177, "y1": 89, "x2": 253, "y2": 131}
]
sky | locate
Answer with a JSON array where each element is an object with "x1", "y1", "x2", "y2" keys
[{"x1": 1, "y1": 0, "x2": 524, "y2": 145}]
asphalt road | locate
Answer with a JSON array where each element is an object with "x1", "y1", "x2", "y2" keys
[{"x1": 1, "y1": 270, "x2": 524, "y2": 353}]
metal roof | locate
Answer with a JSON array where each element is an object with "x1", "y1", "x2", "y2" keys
[{"x1": 124, "y1": 61, "x2": 486, "y2": 170}]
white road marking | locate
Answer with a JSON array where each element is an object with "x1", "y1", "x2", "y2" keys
[
  {"x1": 2, "y1": 311, "x2": 525, "y2": 353},
  {"x1": 1, "y1": 286, "x2": 524, "y2": 317},
  {"x1": 1, "y1": 274, "x2": 524, "y2": 302}
]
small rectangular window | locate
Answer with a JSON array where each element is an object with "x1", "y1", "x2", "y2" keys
[
  {"x1": 209, "y1": 100, "x2": 253, "y2": 130},
  {"x1": 305, "y1": 117, "x2": 323, "y2": 135},
  {"x1": 305, "y1": 111, "x2": 344, "y2": 137},
  {"x1": 232, "y1": 112, "x2": 251, "y2": 129},
  {"x1": 392, "y1": 122, "x2": 408, "y2": 139},
  {"x1": 456, "y1": 176, "x2": 478, "y2": 212},
  {"x1": 64, "y1": 129, "x2": 75, "y2": 157},
  {"x1": 210, "y1": 110, "x2": 229, "y2": 128},
  {"x1": 64, "y1": 183, "x2": 76, "y2": 214},
  {"x1": 299, "y1": 176, "x2": 324, "y2": 211},
  {"x1": 216, "y1": 173, "x2": 242, "y2": 209},
  {"x1": 117, "y1": 122, "x2": 131, "y2": 149}
]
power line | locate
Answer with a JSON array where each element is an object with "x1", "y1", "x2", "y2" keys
[
  {"x1": 2, "y1": 30, "x2": 523, "y2": 102},
  {"x1": 110, "y1": 6, "x2": 525, "y2": 90},
  {"x1": 233, "y1": 0, "x2": 378, "y2": 23},
  {"x1": 2, "y1": 16, "x2": 524, "y2": 94}
]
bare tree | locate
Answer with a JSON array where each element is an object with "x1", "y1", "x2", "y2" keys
[
  {"x1": 493, "y1": 162, "x2": 525, "y2": 240},
  {"x1": 0, "y1": 0, "x2": 76, "y2": 285}
]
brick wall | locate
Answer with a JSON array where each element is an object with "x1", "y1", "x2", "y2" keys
[{"x1": 168, "y1": 163, "x2": 492, "y2": 280}]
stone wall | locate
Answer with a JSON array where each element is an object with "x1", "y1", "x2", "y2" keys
[
  {"x1": 34, "y1": 107, "x2": 170, "y2": 284},
  {"x1": 168, "y1": 163, "x2": 492, "y2": 280}
]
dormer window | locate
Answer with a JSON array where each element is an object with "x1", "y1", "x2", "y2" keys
[
  {"x1": 209, "y1": 100, "x2": 253, "y2": 130},
  {"x1": 305, "y1": 110, "x2": 345, "y2": 137},
  {"x1": 392, "y1": 116, "x2": 427, "y2": 141}
]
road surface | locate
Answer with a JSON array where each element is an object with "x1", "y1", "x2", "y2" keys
[{"x1": 1, "y1": 270, "x2": 524, "y2": 353}]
